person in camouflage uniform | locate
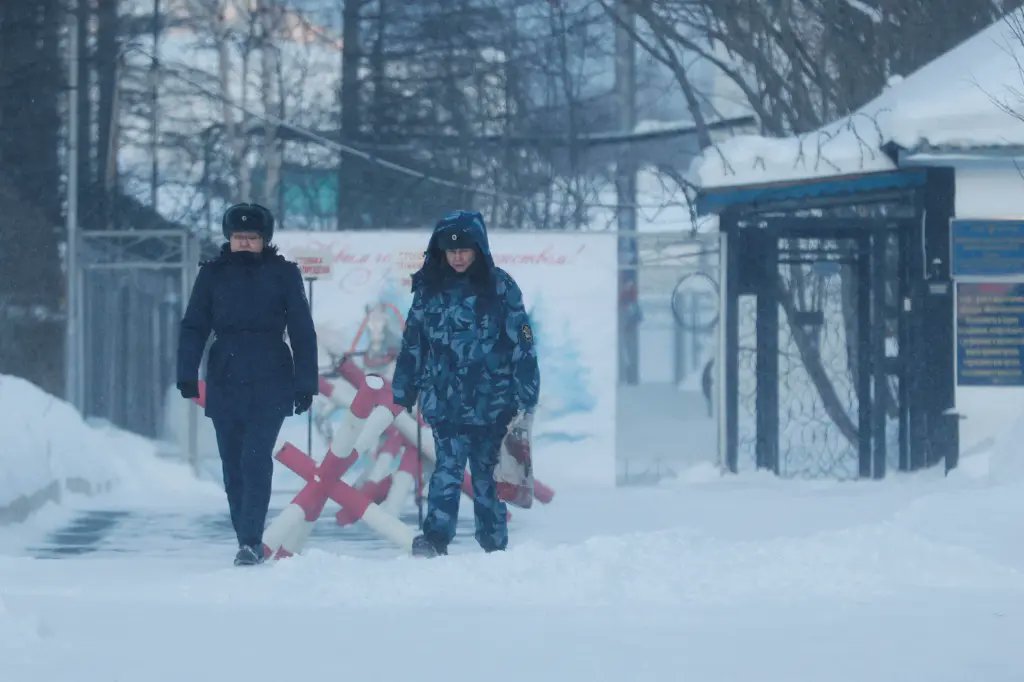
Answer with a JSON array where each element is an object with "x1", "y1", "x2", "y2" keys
[{"x1": 391, "y1": 210, "x2": 540, "y2": 557}]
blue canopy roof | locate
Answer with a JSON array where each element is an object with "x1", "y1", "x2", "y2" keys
[{"x1": 696, "y1": 168, "x2": 929, "y2": 216}]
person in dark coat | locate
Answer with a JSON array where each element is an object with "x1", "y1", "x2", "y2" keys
[
  {"x1": 391, "y1": 210, "x2": 540, "y2": 557},
  {"x1": 176, "y1": 203, "x2": 318, "y2": 566}
]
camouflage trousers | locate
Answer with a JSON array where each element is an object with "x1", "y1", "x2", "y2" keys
[{"x1": 422, "y1": 422, "x2": 509, "y2": 552}]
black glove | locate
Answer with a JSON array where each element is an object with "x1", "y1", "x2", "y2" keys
[
  {"x1": 294, "y1": 392, "x2": 313, "y2": 415},
  {"x1": 393, "y1": 393, "x2": 415, "y2": 412},
  {"x1": 177, "y1": 380, "x2": 199, "y2": 400}
]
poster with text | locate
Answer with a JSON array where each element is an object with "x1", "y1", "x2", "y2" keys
[
  {"x1": 274, "y1": 230, "x2": 618, "y2": 486},
  {"x1": 957, "y1": 282, "x2": 1024, "y2": 386}
]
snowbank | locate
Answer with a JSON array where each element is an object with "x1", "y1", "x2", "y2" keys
[
  {"x1": 957, "y1": 406, "x2": 1024, "y2": 484},
  {"x1": 1, "y1": 465, "x2": 1022, "y2": 681},
  {"x1": 0, "y1": 374, "x2": 208, "y2": 522},
  {"x1": 693, "y1": 14, "x2": 1024, "y2": 188}
]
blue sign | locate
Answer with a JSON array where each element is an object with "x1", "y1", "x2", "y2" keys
[
  {"x1": 957, "y1": 282, "x2": 1024, "y2": 386},
  {"x1": 952, "y1": 219, "x2": 1024, "y2": 277}
]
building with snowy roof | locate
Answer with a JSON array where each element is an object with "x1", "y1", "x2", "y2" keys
[{"x1": 691, "y1": 13, "x2": 1024, "y2": 477}]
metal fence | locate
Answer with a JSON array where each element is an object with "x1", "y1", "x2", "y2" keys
[
  {"x1": 624, "y1": 230, "x2": 719, "y2": 385},
  {"x1": 616, "y1": 230, "x2": 720, "y2": 485},
  {"x1": 73, "y1": 230, "x2": 199, "y2": 465}
]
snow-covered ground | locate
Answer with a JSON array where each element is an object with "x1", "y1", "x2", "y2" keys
[
  {"x1": 1, "y1": 376, "x2": 1023, "y2": 681},
  {"x1": 0, "y1": 374, "x2": 218, "y2": 520}
]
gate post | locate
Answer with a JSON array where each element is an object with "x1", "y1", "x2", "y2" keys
[
  {"x1": 181, "y1": 231, "x2": 200, "y2": 475},
  {"x1": 720, "y1": 210, "x2": 740, "y2": 473},
  {"x1": 856, "y1": 236, "x2": 872, "y2": 478},
  {"x1": 871, "y1": 229, "x2": 888, "y2": 479},
  {"x1": 755, "y1": 235, "x2": 778, "y2": 473},
  {"x1": 921, "y1": 168, "x2": 957, "y2": 470}
]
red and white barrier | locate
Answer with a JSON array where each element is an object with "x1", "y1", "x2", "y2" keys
[
  {"x1": 336, "y1": 429, "x2": 404, "y2": 526},
  {"x1": 263, "y1": 445, "x2": 358, "y2": 558},
  {"x1": 319, "y1": 374, "x2": 357, "y2": 411},
  {"x1": 355, "y1": 428, "x2": 404, "y2": 503},
  {"x1": 329, "y1": 479, "x2": 416, "y2": 548},
  {"x1": 261, "y1": 373, "x2": 410, "y2": 557},
  {"x1": 378, "y1": 443, "x2": 420, "y2": 517}
]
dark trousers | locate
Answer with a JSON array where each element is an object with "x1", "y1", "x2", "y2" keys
[
  {"x1": 422, "y1": 423, "x2": 509, "y2": 552},
  {"x1": 211, "y1": 415, "x2": 285, "y2": 548}
]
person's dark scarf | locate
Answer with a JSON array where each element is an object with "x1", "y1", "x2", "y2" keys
[{"x1": 215, "y1": 242, "x2": 281, "y2": 266}]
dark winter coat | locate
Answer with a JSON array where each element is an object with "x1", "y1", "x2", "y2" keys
[
  {"x1": 391, "y1": 214, "x2": 540, "y2": 427},
  {"x1": 177, "y1": 244, "x2": 318, "y2": 420}
]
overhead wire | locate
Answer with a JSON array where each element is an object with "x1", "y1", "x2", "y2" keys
[{"x1": 125, "y1": 43, "x2": 707, "y2": 214}]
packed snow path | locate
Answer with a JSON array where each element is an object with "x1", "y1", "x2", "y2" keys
[
  {"x1": 22, "y1": 491, "x2": 459, "y2": 560},
  {"x1": 1, "y1": 461, "x2": 1023, "y2": 682}
]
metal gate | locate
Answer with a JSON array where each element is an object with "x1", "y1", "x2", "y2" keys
[
  {"x1": 616, "y1": 230, "x2": 720, "y2": 485},
  {"x1": 73, "y1": 230, "x2": 199, "y2": 461},
  {"x1": 729, "y1": 219, "x2": 910, "y2": 479},
  {"x1": 628, "y1": 230, "x2": 719, "y2": 385}
]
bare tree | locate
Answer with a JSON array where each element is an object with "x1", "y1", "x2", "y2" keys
[
  {"x1": 616, "y1": 0, "x2": 1016, "y2": 138},
  {"x1": 0, "y1": 0, "x2": 65, "y2": 394}
]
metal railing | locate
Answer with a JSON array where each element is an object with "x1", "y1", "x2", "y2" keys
[{"x1": 72, "y1": 229, "x2": 200, "y2": 469}]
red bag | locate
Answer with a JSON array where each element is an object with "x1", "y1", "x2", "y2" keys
[{"x1": 495, "y1": 417, "x2": 535, "y2": 509}]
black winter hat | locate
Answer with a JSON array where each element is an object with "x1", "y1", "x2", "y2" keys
[
  {"x1": 222, "y1": 203, "x2": 275, "y2": 242},
  {"x1": 435, "y1": 210, "x2": 485, "y2": 250},
  {"x1": 437, "y1": 226, "x2": 476, "y2": 250}
]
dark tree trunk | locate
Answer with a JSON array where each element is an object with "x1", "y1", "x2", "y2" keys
[
  {"x1": 76, "y1": 0, "x2": 92, "y2": 229},
  {"x1": 338, "y1": 0, "x2": 362, "y2": 229},
  {"x1": 0, "y1": 0, "x2": 66, "y2": 395},
  {"x1": 96, "y1": 0, "x2": 120, "y2": 228}
]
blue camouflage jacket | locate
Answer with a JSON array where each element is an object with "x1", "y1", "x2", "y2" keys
[{"x1": 391, "y1": 212, "x2": 540, "y2": 427}]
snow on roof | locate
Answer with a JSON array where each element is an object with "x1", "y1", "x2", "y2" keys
[{"x1": 692, "y1": 13, "x2": 1024, "y2": 189}]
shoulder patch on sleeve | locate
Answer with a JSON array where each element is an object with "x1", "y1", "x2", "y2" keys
[{"x1": 520, "y1": 322, "x2": 533, "y2": 344}]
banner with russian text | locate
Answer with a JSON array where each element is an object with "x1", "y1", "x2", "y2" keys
[
  {"x1": 274, "y1": 230, "x2": 617, "y2": 486},
  {"x1": 957, "y1": 282, "x2": 1024, "y2": 386}
]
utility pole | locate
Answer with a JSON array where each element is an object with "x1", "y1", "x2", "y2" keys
[
  {"x1": 338, "y1": 0, "x2": 362, "y2": 229},
  {"x1": 150, "y1": 0, "x2": 161, "y2": 209},
  {"x1": 66, "y1": 3, "x2": 81, "y2": 407},
  {"x1": 615, "y1": 1, "x2": 639, "y2": 385},
  {"x1": 76, "y1": 0, "x2": 91, "y2": 231},
  {"x1": 97, "y1": 0, "x2": 121, "y2": 228},
  {"x1": 259, "y1": 0, "x2": 282, "y2": 216}
]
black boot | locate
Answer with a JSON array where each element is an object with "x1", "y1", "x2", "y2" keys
[
  {"x1": 411, "y1": 534, "x2": 447, "y2": 558},
  {"x1": 234, "y1": 544, "x2": 265, "y2": 566}
]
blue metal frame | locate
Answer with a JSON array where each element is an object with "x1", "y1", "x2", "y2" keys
[
  {"x1": 696, "y1": 168, "x2": 930, "y2": 216},
  {"x1": 708, "y1": 167, "x2": 957, "y2": 478}
]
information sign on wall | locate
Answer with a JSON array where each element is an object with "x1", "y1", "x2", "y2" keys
[
  {"x1": 957, "y1": 282, "x2": 1024, "y2": 386},
  {"x1": 951, "y1": 219, "x2": 1024, "y2": 277}
]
